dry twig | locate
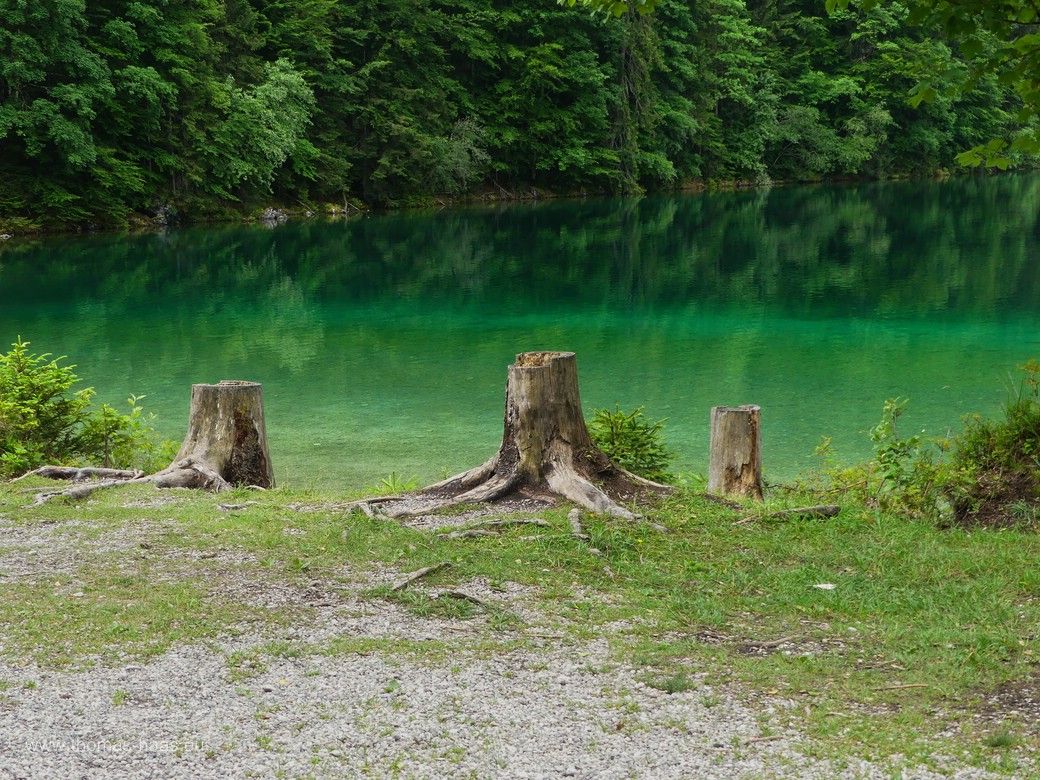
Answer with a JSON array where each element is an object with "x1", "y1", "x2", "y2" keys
[{"x1": 391, "y1": 562, "x2": 451, "y2": 592}]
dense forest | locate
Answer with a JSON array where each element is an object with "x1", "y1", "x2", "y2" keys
[{"x1": 1, "y1": 0, "x2": 1035, "y2": 228}]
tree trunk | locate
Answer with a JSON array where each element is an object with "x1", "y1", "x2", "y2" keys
[
  {"x1": 708, "y1": 405, "x2": 763, "y2": 500},
  {"x1": 156, "y1": 380, "x2": 274, "y2": 489},
  {"x1": 373, "y1": 351, "x2": 670, "y2": 519}
]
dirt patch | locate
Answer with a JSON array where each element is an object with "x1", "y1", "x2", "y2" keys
[
  {"x1": 692, "y1": 621, "x2": 855, "y2": 659},
  {"x1": 976, "y1": 667, "x2": 1040, "y2": 726},
  {"x1": 951, "y1": 471, "x2": 1039, "y2": 529}
]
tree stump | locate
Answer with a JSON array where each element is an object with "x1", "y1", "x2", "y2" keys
[
  {"x1": 708, "y1": 404, "x2": 763, "y2": 500},
  {"x1": 156, "y1": 380, "x2": 275, "y2": 490},
  {"x1": 26, "y1": 380, "x2": 274, "y2": 504},
  {"x1": 370, "y1": 351, "x2": 670, "y2": 519}
]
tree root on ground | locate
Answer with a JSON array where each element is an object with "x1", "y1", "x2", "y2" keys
[
  {"x1": 24, "y1": 458, "x2": 231, "y2": 506},
  {"x1": 355, "y1": 352, "x2": 672, "y2": 522}
]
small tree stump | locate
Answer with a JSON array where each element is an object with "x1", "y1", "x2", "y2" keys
[
  {"x1": 159, "y1": 380, "x2": 275, "y2": 489},
  {"x1": 708, "y1": 405, "x2": 763, "y2": 500},
  {"x1": 368, "y1": 351, "x2": 670, "y2": 519},
  {"x1": 26, "y1": 380, "x2": 274, "y2": 504}
]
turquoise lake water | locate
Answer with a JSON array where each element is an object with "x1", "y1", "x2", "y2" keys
[{"x1": 2, "y1": 175, "x2": 1038, "y2": 487}]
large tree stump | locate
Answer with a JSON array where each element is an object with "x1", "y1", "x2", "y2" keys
[
  {"x1": 708, "y1": 404, "x2": 763, "y2": 500},
  {"x1": 25, "y1": 380, "x2": 274, "y2": 504},
  {"x1": 369, "y1": 351, "x2": 670, "y2": 519},
  {"x1": 157, "y1": 380, "x2": 275, "y2": 489}
]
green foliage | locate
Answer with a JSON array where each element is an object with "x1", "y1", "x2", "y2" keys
[
  {"x1": 79, "y1": 396, "x2": 178, "y2": 474},
  {"x1": 208, "y1": 59, "x2": 316, "y2": 198},
  {"x1": 0, "y1": 338, "x2": 93, "y2": 476},
  {"x1": 0, "y1": 0, "x2": 1037, "y2": 226},
  {"x1": 647, "y1": 671, "x2": 697, "y2": 693},
  {"x1": 812, "y1": 397, "x2": 949, "y2": 520},
  {"x1": 815, "y1": 361, "x2": 1040, "y2": 527},
  {"x1": 380, "y1": 471, "x2": 421, "y2": 493},
  {"x1": 947, "y1": 360, "x2": 1040, "y2": 526},
  {"x1": 588, "y1": 405, "x2": 674, "y2": 482},
  {"x1": 0, "y1": 339, "x2": 173, "y2": 477},
  {"x1": 825, "y1": 0, "x2": 1040, "y2": 167}
]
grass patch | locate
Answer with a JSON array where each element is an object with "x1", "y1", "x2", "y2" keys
[
  {"x1": 0, "y1": 565, "x2": 265, "y2": 668},
  {"x1": 2, "y1": 477, "x2": 1040, "y2": 770},
  {"x1": 647, "y1": 672, "x2": 698, "y2": 694},
  {"x1": 984, "y1": 729, "x2": 1021, "y2": 749}
]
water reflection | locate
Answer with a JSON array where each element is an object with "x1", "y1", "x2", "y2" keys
[
  {"x1": 4, "y1": 174, "x2": 1039, "y2": 318},
  {"x1": 1, "y1": 175, "x2": 1037, "y2": 485}
]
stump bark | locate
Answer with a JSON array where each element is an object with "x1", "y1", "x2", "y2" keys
[
  {"x1": 708, "y1": 404, "x2": 763, "y2": 500},
  {"x1": 157, "y1": 380, "x2": 275, "y2": 489},
  {"x1": 25, "y1": 380, "x2": 274, "y2": 504},
  {"x1": 370, "y1": 351, "x2": 670, "y2": 519}
]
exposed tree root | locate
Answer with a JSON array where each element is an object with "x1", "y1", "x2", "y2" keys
[
  {"x1": 568, "y1": 508, "x2": 590, "y2": 541},
  {"x1": 12, "y1": 466, "x2": 144, "y2": 483},
  {"x1": 391, "y1": 562, "x2": 452, "y2": 592},
  {"x1": 20, "y1": 379, "x2": 272, "y2": 507},
  {"x1": 28, "y1": 458, "x2": 231, "y2": 506},
  {"x1": 359, "y1": 352, "x2": 672, "y2": 521}
]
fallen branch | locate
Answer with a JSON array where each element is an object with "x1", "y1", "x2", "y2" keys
[
  {"x1": 876, "y1": 683, "x2": 929, "y2": 691},
  {"x1": 391, "y1": 562, "x2": 451, "y2": 592},
  {"x1": 736, "y1": 505, "x2": 841, "y2": 526},
  {"x1": 439, "y1": 589, "x2": 489, "y2": 608},
  {"x1": 745, "y1": 735, "x2": 784, "y2": 745}
]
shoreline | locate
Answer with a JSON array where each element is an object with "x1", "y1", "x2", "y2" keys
[{"x1": 0, "y1": 168, "x2": 989, "y2": 241}]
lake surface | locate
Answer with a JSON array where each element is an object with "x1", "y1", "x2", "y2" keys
[{"x1": 3, "y1": 176, "x2": 1039, "y2": 488}]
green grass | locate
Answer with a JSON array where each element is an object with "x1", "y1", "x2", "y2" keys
[
  {"x1": 1, "y1": 478, "x2": 1039, "y2": 771},
  {"x1": 647, "y1": 671, "x2": 698, "y2": 694},
  {"x1": 0, "y1": 566, "x2": 264, "y2": 668}
]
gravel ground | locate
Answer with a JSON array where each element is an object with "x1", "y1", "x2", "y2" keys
[{"x1": 0, "y1": 513, "x2": 1016, "y2": 779}]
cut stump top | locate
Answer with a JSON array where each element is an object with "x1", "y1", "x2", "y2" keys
[{"x1": 514, "y1": 351, "x2": 575, "y2": 368}]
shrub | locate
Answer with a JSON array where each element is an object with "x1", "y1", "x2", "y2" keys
[
  {"x1": 78, "y1": 395, "x2": 178, "y2": 475},
  {"x1": 818, "y1": 397, "x2": 950, "y2": 521},
  {"x1": 0, "y1": 338, "x2": 94, "y2": 476},
  {"x1": 588, "y1": 405, "x2": 674, "y2": 483},
  {"x1": 0, "y1": 338, "x2": 174, "y2": 477},
  {"x1": 946, "y1": 360, "x2": 1040, "y2": 527},
  {"x1": 814, "y1": 360, "x2": 1040, "y2": 528}
]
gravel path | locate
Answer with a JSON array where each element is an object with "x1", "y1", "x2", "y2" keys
[{"x1": 0, "y1": 513, "x2": 1014, "y2": 779}]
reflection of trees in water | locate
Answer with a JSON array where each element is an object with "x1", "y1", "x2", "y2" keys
[{"x1": 3, "y1": 175, "x2": 1040, "y2": 319}]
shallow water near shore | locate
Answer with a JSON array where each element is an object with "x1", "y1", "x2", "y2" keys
[{"x1": 3, "y1": 175, "x2": 1039, "y2": 487}]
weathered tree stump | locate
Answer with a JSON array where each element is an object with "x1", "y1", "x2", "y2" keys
[
  {"x1": 25, "y1": 380, "x2": 274, "y2": 504},
  {"x1": 708, "y1": 404, "x2": 763, "y2": 500},
  {"x1": 156, "y1": 380, "x2": 274, "y2": 490},
  {"x1": 367, "y1": 351, "x2": 670, "y2": 519}
]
